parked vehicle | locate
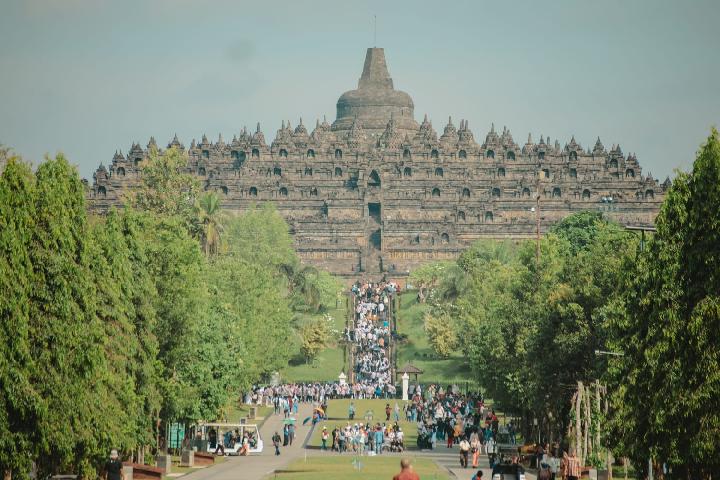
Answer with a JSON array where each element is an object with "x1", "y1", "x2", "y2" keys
[{"x1": 193, "y1": 422, "x2": 264, "y2": 455}]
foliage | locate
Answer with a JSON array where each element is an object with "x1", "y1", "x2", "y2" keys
[
  {"x1": 421, "y1": 212, "x2": 636, "y2": 440},
  {"x1": 408, "y1": 261, "x2": 454, "y2": 303},
  {"x1": 0, "y1": 157, "x2": 42, "y2": 479},
  {"x1": 131, "y1": 146, "x2": 200, "y2": 229},
  {"x1": 299, "y1": 315, "x2": 336, "y2": 363},
  {"x1": 607, "y1": 128, "x2": 720, "y2": 478},
  {"x1": 0, "y1": 148, "x2": 325, "y2": 478},
  {"x1": 224, "y1": 203, "x2": 297, "y2": 272},
  {"x1": 423, "y1": 312, "x2": 457, "y2": 358},
  {"x1": 196, "y1": 191, "x2": 224, "y2": 256}
]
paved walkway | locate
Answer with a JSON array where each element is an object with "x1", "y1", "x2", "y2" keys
[
  {"x1": 182, "y1": 403, "x2": 315, "y2": 480},
  {"x1": 411, "y1": 446, "x2": 537, "y2": 480}
]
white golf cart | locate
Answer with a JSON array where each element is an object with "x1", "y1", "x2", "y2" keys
[{"x1": 193, "y1": 422, "x2": 264, "y2": 455}]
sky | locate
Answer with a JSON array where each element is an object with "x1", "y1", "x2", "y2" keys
[{"x1": 1, "y1": 0, "x2": 718, "y2": 180}]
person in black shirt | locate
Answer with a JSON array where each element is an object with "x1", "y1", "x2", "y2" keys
[
  {"x1": 272, "y1": 431, "x2": 282, "y2": 456},
  {"x1": 104, "y1": 449, "x2": 124, "y2": 480}
]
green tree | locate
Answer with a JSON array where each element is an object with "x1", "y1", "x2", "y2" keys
[
  {"x1": 28, "y1": 154, "x2": 106, "y2": 477},
  {"x1": 423, "y1": 312, "x2": 457, "y2": 358},
  {"x1": 116, "y1": 211, "x2": 162, "y2": 451},
  {"x1": 143, "y1": 216, "x2": 207, "y2": 422},
  {"x1": 224, "y1": 203, "x2": 297, "y2": 273},
  {"x1": 196, "y1": 192, "x2": 224, "y2": 256},
  {"x1": 409, "y1": 261, "x2": 453, "y2": 303},
  {"x1": 0, "y1": 157, "x2": 42, "y2": 480},
  {"x1": 87, "y1": 211, "x2": 143, "y2": 455},
  {"x1": 609, "y1": 129, "x2": 720, "y2": 478},
  {"x1": 131, "y1": 146, "x2": 200, "y2": 230},
  {"x1": 299, "y1": 315, "x2": 333, "y2": 363}
]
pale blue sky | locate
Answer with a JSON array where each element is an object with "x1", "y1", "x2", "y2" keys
[{"x1": 1, "y1": 0, "x2": 718, "y2": 179}]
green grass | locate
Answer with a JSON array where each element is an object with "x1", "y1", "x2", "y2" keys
[
  {"x1": 396, "y1": 293, "x2": 472, "y2": 385},
  {"x1": 220, "y1": 400, "x2": 273, "y2": 424},
  {"x1": 308, "y1": 399, "x2": 419, "y2": 450},
  {"x1": 280, "y1": 305, "x2": 350, "y2": 382},
  {"x1": 265, "y1": 455, "x2": 451, "y2": 480}
]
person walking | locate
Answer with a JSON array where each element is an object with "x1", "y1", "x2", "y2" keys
[
  {"x1": 288, "y1": 423, "x2": 295, "y2": 446},
  {"x1": 272, "y1": 431, "x2": 281, "y2": 456},
  {"x1": 470, "y1": 433, "x2": 481, "y2": 468},
  {"x1": 392, "y1": 458, "x2": 420, "y2": 480},
  {"x1": 373, "y1": 426, "x2": 384, "y2": 455},
  {"x1": 446, "y1": 422, "x2": 455, "y2": 448},
  {"x1": 104, "y1": 450, "x2": 124, "y2": 480},
  {"x1": 459, "y1": 436, "x2": 471, "y2": 468},
  {"x1": 349, "y1": 401, "x2": 356, "y2": 420},
  {"x1": 562, "y1": 449, "x2": 581, "y2": 480},
  {"x1": 321, "y1": 427, "x2": 329, "y2": 451},
  {"x1": 471, "y1": 471, "x2": 483, "y2": 480}
]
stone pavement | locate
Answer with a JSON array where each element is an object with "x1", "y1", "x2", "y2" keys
[
  {"x1": 411, "y1": 446, "x2": 537, "y2": 480},
  {"x1": 182, "y1": 403, "x2": 315, "y2": 480}
]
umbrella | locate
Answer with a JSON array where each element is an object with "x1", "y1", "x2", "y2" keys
[
  {"x1": 283, "y1": 417, "x2": 296, "y2": 425},
  {"x1": 302, "y1": 416, "x2": 312, "y2": 425}
]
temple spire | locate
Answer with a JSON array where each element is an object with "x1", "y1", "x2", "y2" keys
[{"x1": 358, "y1": 47, "x2": 393, "y2": 90}]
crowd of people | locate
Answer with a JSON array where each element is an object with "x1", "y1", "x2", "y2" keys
[
  {"x1": 321, "y1": 420, "x2": 406, "y2": 455},
  {"x1": 237, "y1": 279, "x2": 583, "y2": 478},
  {"x1": 349, "y1": 280, "x2": 399, "y2": 396}
]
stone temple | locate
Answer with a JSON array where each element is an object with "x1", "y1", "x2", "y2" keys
[{"x1": 88, "y1": 48, "x2": 667, "y2": 277}]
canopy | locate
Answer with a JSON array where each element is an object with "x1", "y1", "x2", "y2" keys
[{"x1": 397, "y1": 363, "x2": 423, "y2": 374}]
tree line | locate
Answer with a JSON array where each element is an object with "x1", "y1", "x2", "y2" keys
[
  {"x1": 0, "y1": 146, "x2": 341, "y2": 479},
  {"x1": 411, "y1": 129, "x2": 720, "y2": 478}
]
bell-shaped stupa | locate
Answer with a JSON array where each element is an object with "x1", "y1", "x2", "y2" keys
[{"x1": 332, "y1": 48, "x2": 418, "y2": 138}]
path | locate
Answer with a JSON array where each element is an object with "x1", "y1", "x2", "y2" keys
[
  {"x1": 412, "y1": 446, "x2": 537, "y2": 480},
  {"x1": 182, "y1": 403, "x2": 315, "y2": 480}
]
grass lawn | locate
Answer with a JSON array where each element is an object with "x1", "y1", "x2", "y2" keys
[
  {"x1": 222, "y1": 402, "x2": 273, "y2": 423},
  {"x1": 280, "y1": 305, "x2": 350, "y2": 382},
  {"x1": 308, "y1": 399, "x2": 419, "y2": 450},
  {"x1": 396, "y1": 293, "x2": 473, "y2": 385},
  {"x1": 265, "y1": 455, "x2": 451, "y2": 480}
]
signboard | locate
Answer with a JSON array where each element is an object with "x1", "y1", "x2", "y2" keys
[{"x1": 169, "y1": 423, "x2": 185, "y2": 449}]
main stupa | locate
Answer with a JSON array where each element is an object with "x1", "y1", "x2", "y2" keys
[{"x1": 331, "y1": 48, "x2": 419, "y2": 138}]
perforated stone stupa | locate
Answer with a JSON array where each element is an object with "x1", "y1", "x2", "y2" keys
[{"x1": 88, "y1": 47, "x2": 667, "y2": 277}]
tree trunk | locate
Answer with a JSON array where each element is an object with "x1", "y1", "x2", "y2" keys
[
  {"x1": 576, "y1": 381, "x2": 583, "y2": 461},
  {"x1": 595, "y1": 381, "x2": 601, "y2": 452},
  {"x1": 624, "y1": 457, "x2": 628, "y2": 480},
  {"x1": 584, "y1": 385, "x2": 591, "y2": 464}
]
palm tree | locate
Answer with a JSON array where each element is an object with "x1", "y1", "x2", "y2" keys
[{"x1": 197, "y1": 192, "x2": 224, "y2": 256}]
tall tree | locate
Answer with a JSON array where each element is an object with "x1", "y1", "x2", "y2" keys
[
  {"x1": 28, "y1": 154, "x2": 105, "y2": 477},
  {"x1": 131, "y1": 146, "x2": 200, "y2": 232},
  {"x1": 0, "y1": 157, "x2": 42, "y2": 480},
  {"x1": 609, "y1": 129, "x2": 720, "y2": 478}
]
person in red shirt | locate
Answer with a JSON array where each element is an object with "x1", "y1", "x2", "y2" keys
[{"x1": 393, "y1": 458, "x2": 420, "y2": 480}]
